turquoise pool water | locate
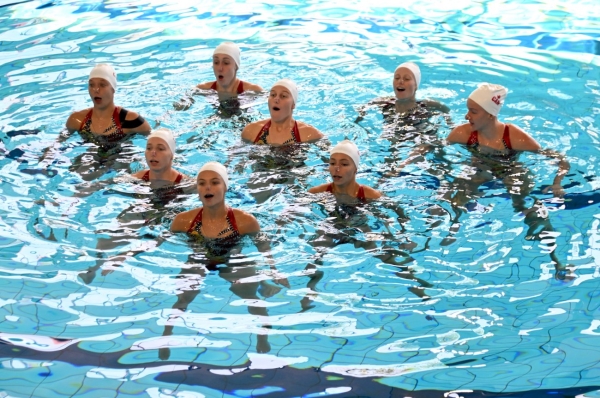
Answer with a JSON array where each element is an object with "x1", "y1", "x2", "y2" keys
[{"x1": 1, "y1": 0, "x2": 600, "y2": 397}]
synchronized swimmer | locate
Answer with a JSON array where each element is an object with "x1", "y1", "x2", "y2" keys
[{"x1": 60, "y1": 40, "x2": 572, "y2": 282}]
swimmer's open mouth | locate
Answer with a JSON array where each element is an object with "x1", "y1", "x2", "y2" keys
[
  {"x1": 218, "y1": 75, "x2": 224, "y2": 79},
  {"x1": 204, "y1": 194, "x2": 214, "y2": 198},
  {"x1": 94, "y1": 96, "x2": 102, "y2": 100},
  {"x1": 149, "y1": 160, "x2": 159, "y2": 165},
  {"x1": 396, "y1": 87, "x2": 405, "y2": 92},
  {"x1": 272, "y1": 106, "x2": 280, "y2": 111}
]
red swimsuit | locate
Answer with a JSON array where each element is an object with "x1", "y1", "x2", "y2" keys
[
  {"x1": 326, "y1": 183, "x2": 367, "y2": 203},
  {"x1": 210, "y1": 80, "x2": 245, "y2": 94},
  {"x1": 253, "y1": 120, "x2": 301, "y2": 145},
  {"x1": 467, "y1": 124, "x2": 513, "y2": 150}
]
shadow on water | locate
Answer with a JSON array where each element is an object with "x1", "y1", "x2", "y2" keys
[{"x1": 0, "y1": 340, "x2": 598, "y2": 398}]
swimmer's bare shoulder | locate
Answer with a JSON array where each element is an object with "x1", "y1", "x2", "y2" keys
[
  {"x1": 242, "y1": 81, "x2": 264, "y2": 93},
  {"x1": 297, "y1": 121, "x2": 324, "y2": 143},
  {"x1": 232, "y1": 208, "x2": 260, "y2": 235},
  {"x1": 196, "y1": 81, "x2": 214, "y2": 90},
  {"x1": 506, "y1": 123, "x2": 541, "y2": 151},
  {"x1": 66, "y1": 108, "x2": 91, "y2": 133},
  {"x1": 363, "y1": 186, "x2": 382, "y2": 199},
  {"x1": 421, "y1": 99, "x2": 450, "y2": 113},
  {"x1": 132, "y1": 170, "x2": 146, "y2": 179},
  {"x1": 241, "y1": 119, "x2": 268, "y2": 142},
  {"x1": 446, "y1": 123, "x2": 472, "y2": 144},
  {"x1": 171, "y1": 208, "x2": 201, "y2": 233},
  {"x1": 308, "y1": 183, "x2": 329, "y2": 194}
]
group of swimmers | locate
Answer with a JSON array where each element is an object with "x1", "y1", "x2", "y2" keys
[{"x1": 58, "y1": 40, "x2": 571, "y2": 281}]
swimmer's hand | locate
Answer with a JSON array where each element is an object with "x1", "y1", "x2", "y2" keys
[
  {"x1": 101, "y1": 256, "x2": 126, "y2": 275},
  {"x1": 274, "y1": 275, "x2": 290, "y2": 289},
  {"x1": 542, "y1": 183, "x2": 565, "y2": 198},
  {"x1": 555, "y1": 265, "x2": 576, "y2": 282},
  {"x1": 173, "y1": 96, "x2": 195, "y2": 111}
]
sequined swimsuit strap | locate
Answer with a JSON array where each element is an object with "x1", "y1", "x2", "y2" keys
[
  {"x1": 502, "y1": 124, "x2": 512, "y2": 150},
  {"x1": 113, "y1": 106, "x2": 123, "y2": 131},
  {"x1": 79, "y1": 109, "x2": 93, "y2": 132},
  {"x1": 292, "y1": 121, "x2": 301, "y2": 143},
  {"x1": 467, "y1": 130, "x2": 479, "y2": 147},
  {"x1": 254, "y1": 120, "x2": 272, "y2": 144},
  {"x1": 357, "y1": 185, "x2": 366, "y2": 202},
  {"x1": 187, "y1": 208, "x2": 204, "y2": 234},
  {"x1": 226, "y1": 207, "x2": 240, "y2": 234}
]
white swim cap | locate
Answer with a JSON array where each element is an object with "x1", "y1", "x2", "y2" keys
[
  {"x1": 330, "y1": 140, "x2": 360, "y2": 169},
  {"x1": 272, "y1": 79, "x2": 298, "y2": 105},
  {"x1": 395, "y1": 62, "x2": 421, "y2": 89},
  {"x1": 468, "y1": 83, "x2": 508, "y2": 116},
  {"x1": 148, "y1": 128, "x2": 176, "y2": 156},
  {"x1": 199, "y1": 161, "x2": 229, "y2": 189},
  {"x1": 89, "y1": 64, "x2": 117, "y2": 91},
  {"x1": 213, "y1": 42, "x2": 241, "y2": 69}
]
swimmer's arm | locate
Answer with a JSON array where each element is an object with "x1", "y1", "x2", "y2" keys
[
  {"x1": 65, "y1": 110, "x2": 87, "y2": 135},
  {"x1": 299, "y1": 124, "x2": 325, "y2": 143},
  {"x1": 123, "y1": 111, "x2": 151, "y2": 135},
  {"x1": 39, "y1": 112, "x2": 83, "y2": 163},
  {"x1": 354, "y1": 97, "x2": 391, "y2": 123},
  {"x1": 241, "y1": 122, "x2": 261, "y2": 143},
  {"x1": 240, "y1": 211, "x2": 290, "y2": 288},
  {"x1": 173, "y1": 86, "x2": 209, "y2": 111},
  {"x1": 538, "y1": 148, "x2": 570, "y2": 197},
  {"x1": 422, "y1": 99, "x2": 451, "y2": 114}
]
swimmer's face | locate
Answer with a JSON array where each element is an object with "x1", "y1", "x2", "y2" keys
[
  {"x1": 268, "y1": 86, "x2": 295, "y2": 121},
  {"x1": 213, "y1": 54, "x2": 237, "y2": 86},
  {"x1": 465, "y1": 98, "x2": 492, "y2": 129},
  {"x1": 145, "y1": 137, "x2": 173, "y2": 172},
  {"x1": 197, "y1": 170, "x2": 226, "y2": 206},
  {"x1": 88, "y1": 78, "x2": 114, "y2": 107},
  {"x1": 329, "y1": 153, "x2": 357, "y2": 186},
  {"x1": 393, "y1": 68, "x2": 417, "y2": 100}
]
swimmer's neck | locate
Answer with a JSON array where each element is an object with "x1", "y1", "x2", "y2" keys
[
  {"x1": 92, "y1": 103, "x2": 116, "y2": 118},
  {"x1": 147, "y1": 167, "x2": 177, "y2": 182},
  {"x1": 269, "y1": 116, "x2": 295, "y2": 131},
  {"x1": 217, "y1": 77, "x2": 241, "y2": 93},
  {"x1": 394, "y1": 98, "x2": 417, "y2": 113},
  {"x1": 476, "y1": 120, "x2": 504, "y2": 139},
  {"x1": 331, "y1": 180, "x2": 360, "y2": 197},
  {"x1": 201, "y1": 202, "x2": 228, "y2": 220}
]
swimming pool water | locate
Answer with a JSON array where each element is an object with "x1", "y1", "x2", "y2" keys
[{"x1": 1, "y1": 0, "x2": 600, "y2": 397}]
